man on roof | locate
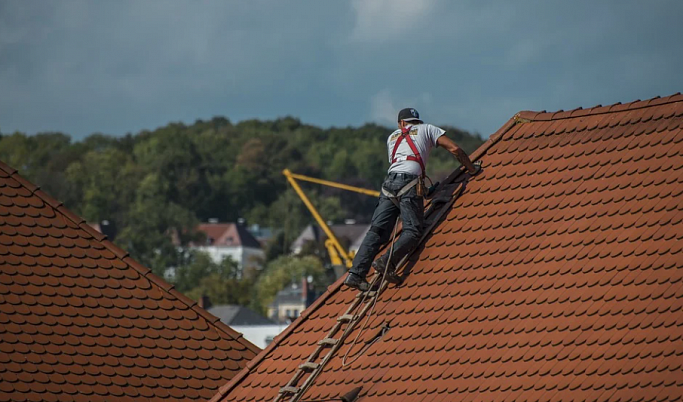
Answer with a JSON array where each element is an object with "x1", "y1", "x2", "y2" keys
[{"x1": 344, "y1": 107, "x2": 481, "y2": 291}]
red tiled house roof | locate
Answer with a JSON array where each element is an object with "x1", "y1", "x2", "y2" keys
[
  {"x1": 211, "y1": 94, "x2": 683, "y2": 402},
  {"x1": 191, "y1": 223, "x2": 262, "y2": 249},
  {"x1": 0, "y1": 162, "x2": 260, "y2": 402}
]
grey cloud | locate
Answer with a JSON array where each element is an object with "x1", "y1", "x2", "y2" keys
[{"x1": 0, "y1": 0, "x2": 681, "y2": 139}]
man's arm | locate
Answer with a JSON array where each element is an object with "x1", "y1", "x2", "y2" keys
[{"x1": 436, "y1": 135, "x2": 478, "y2": 174}]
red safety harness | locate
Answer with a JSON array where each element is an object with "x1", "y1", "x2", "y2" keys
[{"x1": 391, "y1": 126, "x2": 425, "y2": 174}]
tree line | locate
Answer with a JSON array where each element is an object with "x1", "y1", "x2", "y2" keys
[{"x1": 0, "y1": 117, "x2": 484, "y2": 313}]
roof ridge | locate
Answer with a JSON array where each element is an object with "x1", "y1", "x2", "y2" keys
[
  {"x1": 0, "y1": 160, "x2": 260, "y2": 356},
  {"x1": 207, "y1": 113, "x2": 524, "y2": 402},
  {"x1": 516, "y1": 92, "x2": 683, "y2": 122}
]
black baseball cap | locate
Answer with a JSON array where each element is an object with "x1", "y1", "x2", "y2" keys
[{"x1": 397, "y1": 108, "x2": 422, "y2": 122}]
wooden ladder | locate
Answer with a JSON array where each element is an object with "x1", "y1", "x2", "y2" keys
[
  {"x1": 273, "y1": 281, "x2": 387, "y2": 402},
  {"x1": 272, "y1": 180, "x2": 466, "y2": 402}
]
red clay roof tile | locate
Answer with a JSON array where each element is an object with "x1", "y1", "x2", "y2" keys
[
  {"x1": 0, "y1": 163, "x2": 260, "y2": 402},
  {"x1": 210, "y1": 94, "x2": 683, "y2": 402}
]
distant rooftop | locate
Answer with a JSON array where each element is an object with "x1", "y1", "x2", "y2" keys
[
  {"x1": 208, "y1": 305, "x2": 275, "y2": 326},
  {"x1": 290, "y1": 223, "x2": 369, "y2": 253},
  {"x1": 191, "y1": 222, "x2": 262, "y2": 249}
]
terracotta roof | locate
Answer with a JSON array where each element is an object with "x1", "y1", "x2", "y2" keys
[
  {"x1": 0, "y1": 162, "x2": 260, "y2": 402},
  {"x1": 210, "y1": 93, "x2": 683, "y2": 402},
  {"x1": 193, "y1": 223, "x2": 262, "y2": 249}
]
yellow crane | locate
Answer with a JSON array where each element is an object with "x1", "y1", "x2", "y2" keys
[{"x1": 283, "y1": 169, "x2": 379, "y2": 269}]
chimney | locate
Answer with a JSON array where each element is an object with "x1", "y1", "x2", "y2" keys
[
  {"x1": 198, "y1": 295, "x2": 211, "y2": 310},
  {"x1": 99, "y1": 219, "x2": 117, "y2": 240},
  {"x1": 303, "y1": 275, "x2": 316, "y2": 307},
  {"x1": 301, "y1": 276, "x2": 308, "y2": 305}
]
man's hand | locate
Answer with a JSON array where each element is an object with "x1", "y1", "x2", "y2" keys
[
  {"x1": 436, "y1": 135, "x2": 478, "y2": 173},
  {"x1": 469, "y1": 160, "x2": 483, "y2": 176}
]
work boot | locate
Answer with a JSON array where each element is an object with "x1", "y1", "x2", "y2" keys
[
  {"x1": 344, "y1": 273, "x2": 370, "y2": 292},
  {"x1": 372, "y1": 257, "x2": 402, "y2": 285}
]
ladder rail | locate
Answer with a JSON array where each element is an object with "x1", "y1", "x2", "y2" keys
[
  {"x1": 272, "y1": 289, "x2": 370, "y2": 402},
  {"x1": 287, "y1": 281, "x2": 389, "y2": 402}
]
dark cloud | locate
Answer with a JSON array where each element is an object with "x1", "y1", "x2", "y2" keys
[{"x1": 1, "y1": 0, "x2": 681, "y2": 139}]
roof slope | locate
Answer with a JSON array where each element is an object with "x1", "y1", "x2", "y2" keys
[
  {"x1": 211, "y1": 94, "x2": 683, "y2": 402},
  {"x1": 0, "y1": 162, "x2": 260, "y2": 402}
]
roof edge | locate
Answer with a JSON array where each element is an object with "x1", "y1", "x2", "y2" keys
[
  {"x1": 0, "y1": 160, "x2": 261, "y2": 357},
  {"x1": 517, "y1": 92, "x2": 683, "y2": 122},
  {"x1": 209, "y1": 272, "x2": 343, "y2": 402},
  {"x1": 207, "y1": 113, "x2": 525, "y2": 402}
]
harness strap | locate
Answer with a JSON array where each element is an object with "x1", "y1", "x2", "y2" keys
[
  {"x1": 381, "y1": 178, "x2": 419, "y2": 207},
  {"x1": 391, "y1": 127, "x2": 426, "y2": 174}
]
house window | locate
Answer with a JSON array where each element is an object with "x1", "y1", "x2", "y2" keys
[
  {"x1": 285, "y1": 309, "x2": 291, "y2": 318},
  {"x1": 293, "y1": 309, "x2": 299, "y2": 317}
]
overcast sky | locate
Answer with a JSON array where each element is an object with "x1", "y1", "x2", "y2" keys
[{"x1": 1, "y1": 0, "x2": 682, "y2": 140}]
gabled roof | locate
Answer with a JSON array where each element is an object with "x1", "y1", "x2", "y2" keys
[
  {"x1": 208, "y1": 305, "x2": 275, "y2": 326},
  {"x1": 290, "y1": 223, "x2": 369, "y2": 252},
  {"x1": 269, "y1": 284, "x2": 305, "y2": 307},
  {"x1": 194, "y1": 223, "x2": 262, "y2": 249},
  {"x1": 0, "y1": 161, "x2": 260, "y2": 402},
  {"x1": 210, "y1": 93, "x2": 683, "y2": 402}
]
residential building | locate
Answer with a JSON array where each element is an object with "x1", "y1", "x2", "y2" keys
[
  {"x1": 206, "y1": 304, "x2": 275, "y2": 326},
  {"x1": 199, "y1": 298, "x2": 287, "y2": 349},
  {"x1": 190, "y1": 220, "x2": 265, "y2": 269},
  {"x1": 290, "y1": 222, "x2": 369, "y2": 256},
  {"x1": 246, "y1": 223, "x2": 275, "y2": 247},
  {"x1": 267, "y1": 277, "x2": 319, "y2": 324}
]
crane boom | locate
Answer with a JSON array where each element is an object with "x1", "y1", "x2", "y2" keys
[
  {"x1": 285, "y1": 171, "x2": 380, "y2": 197},
  {"x1": 283, "y1": 169, "x2": 378, "y2": 269}
]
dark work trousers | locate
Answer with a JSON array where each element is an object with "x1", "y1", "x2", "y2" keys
[{"x1": 350, "y1": 172, "x2": 424, "y2": 278}]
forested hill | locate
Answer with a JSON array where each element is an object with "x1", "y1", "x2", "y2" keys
[{"x1": 0, "y1": 117, "x2": 484, "y2": 273}]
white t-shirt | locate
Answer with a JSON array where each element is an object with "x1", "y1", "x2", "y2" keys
[{"x1": 386, "y1": 123, "x2": 445, "y2": 175}]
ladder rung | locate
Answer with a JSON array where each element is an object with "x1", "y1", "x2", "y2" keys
[
  {"x1": 337, "y1": 314, "x2": 355, "y2": 322},
  {"x1": 279, "y1": 386, "x2": 300, "y2": 394},
  {"x1": 299, "y1": 362, "x2": 320, "y2": 371},
  {"x1": 318, "y1": 338, "x2": 338, "y2": 346},
  {"x1": 356, "y1": 290, "x2": 377, "y2": 298}
]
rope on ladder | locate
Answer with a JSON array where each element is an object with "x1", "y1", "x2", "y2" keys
[{"x1": 341, "y1": 216, "x2": 400, "y2": 367}]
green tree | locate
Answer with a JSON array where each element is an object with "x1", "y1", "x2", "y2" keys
[
  {"x1": 252, "y1": 255, "x2": 325, "y2": 313},
  {"x1": 65, "y1": 148, "x2": 141, "y2": 222},
  {"x1": 115, "y1": 172, "x2": 198, "y2": 275},
  {"x1": 173, "y1": 251, "x2": 238, "y2": 292},
  {"x1": 173, "y1": 251, "x2": 260, "y2": 307}
]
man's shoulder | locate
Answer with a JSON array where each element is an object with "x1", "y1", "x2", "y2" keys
[
  {"x1": 387, "y1": 129, "x2": 401, "y2": 142},
  {"x1": 417, "y1": 123, "x2": 438, "y2": 130},
  {"x1": 419, "y1": 123, "x2": 445, "y2": 135}
]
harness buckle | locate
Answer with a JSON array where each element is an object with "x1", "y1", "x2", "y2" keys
[{"x1": 416, "y1": 177, "x2": 425, "y2": 197}]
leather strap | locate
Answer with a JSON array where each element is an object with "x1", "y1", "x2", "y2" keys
[{"x1": 381, "y1": 178, "x2": 419, "y2": 206}]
